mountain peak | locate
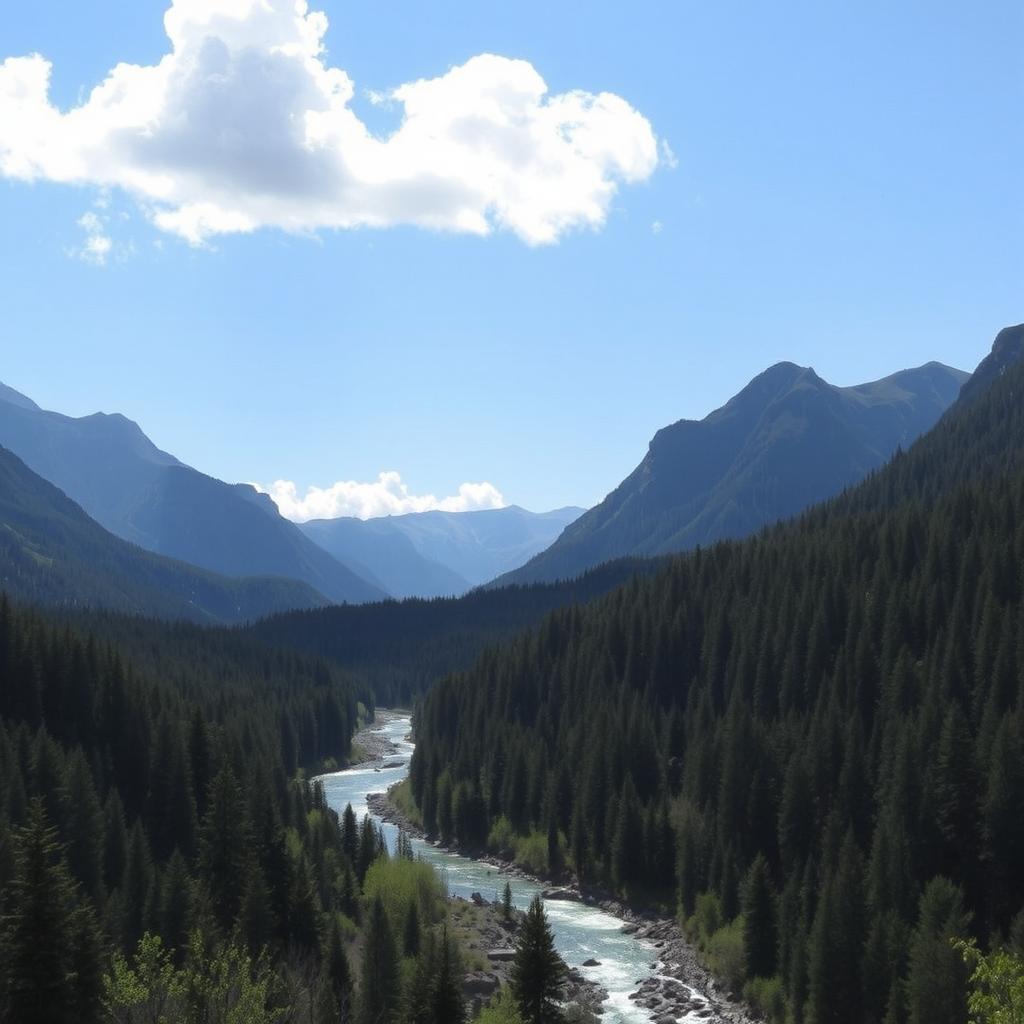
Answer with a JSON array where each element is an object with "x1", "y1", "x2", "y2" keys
[{"x1": 960, "y1": 324, "x2": 1024, "y2": 404}]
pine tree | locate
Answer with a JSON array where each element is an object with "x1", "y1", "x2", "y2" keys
[
  {"x1": 325, "y1": 918, "x2": 353, "y2": 1022},
  {"x1": 432, "y1": 925, "x2": 465, "y2": 1024},
  {"x1": 510, "y1": 896, "x2": 566, "y2": 1024},
  {"x1": 904, "y1": 877, "x2": 970, "y2": 1024},
  {"x1": 741, "y1": 852, "x2": 777, "y2": 979},
  {"x1": 198, "y1": 760, "x2": 249, "y2": 933},
  {"x1": 358, "y1": 894, "x2": 401, "y2": 1024},
  {"x1": 502, "y1": 881, "x2": 514, "y2": 920},
  {"x1": 0, "y1": 799, "x2": 102, "y2": 1024}
]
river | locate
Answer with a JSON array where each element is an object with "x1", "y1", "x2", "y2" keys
[{"x1": 319, "y1": 714, "x2": 706, "y2": 1024}]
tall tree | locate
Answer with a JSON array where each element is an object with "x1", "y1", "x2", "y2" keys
[
  {"x1": 510, "y1": 896, "x2": 566, "y2": 1024},
  {"x1": 0, "y1": 799, "x2": 102, "y2": 1024}
]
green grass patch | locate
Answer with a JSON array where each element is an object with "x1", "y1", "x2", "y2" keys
[{"x1": 389, "y1": 778, "x2": 423, "y2": 827}]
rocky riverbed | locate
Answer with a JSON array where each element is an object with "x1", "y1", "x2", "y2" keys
[{"x1": 370, "y1": 787, "x2": 759, "y2": 1024}]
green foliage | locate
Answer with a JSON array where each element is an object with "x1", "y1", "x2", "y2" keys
[
  {"x1": 741, "y1": 853, "x2": 777, "y2": 979},
  {"x1": 706, "y1": 918, "x2": 746, "y2": 996},
  {"x1": 513, "y1": 831, "x2": 551, "y2": 876},
  {"x1": 742, "y1": 976, "x2": 786, "y2": 1023},
  {"x1": 363, "y1": 856, "x2": 446, "y2": 935},
  {"x1": 357, "y1": 895, "x2": 401, "y2": 1024},
  {"x1": 957, "y1": 939, "x2": 1024, "y2": 1024},
  {"x1": 905, "y1": 878, "x2": 970, "y2": 1024},
  {"x1": 487, "y1": 816, "x2": 517, "y2": 859},
  {"x1": 410, "y1": 330, "x2": 1024, "y2": 1023},
  {"x1": 103, "y1": 931, "x2": 282, "y2": 1024},
  {"x1": 0, "y1": 799, "x2": 103, "y2": 1024},
  {"x1": 511, "y1": 896, "x2": 566, "y2": 1024},
  {"x1": 477, "y1": 988, "x2": 524, "y2": 1024}
]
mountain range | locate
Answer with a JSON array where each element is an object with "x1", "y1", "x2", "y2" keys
[
  {"x1": 0, "y1": 444, "x2": 327, "y2": 622},
  {"x1": 0, "y1": 381, "x2": 585, "y2": 604},
  {"x1": 299, "y1": 505, "x2": 582, "y2": 598},
  {"x1": 0, "y1": 385, "x2": 386, "y2": 604},
  {"x1": 496, "y1": 359, "x2": 968, "y2": 586}
]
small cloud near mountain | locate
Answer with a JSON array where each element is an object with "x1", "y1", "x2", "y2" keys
[{"x1": 256, "y1": 471, "x2": 507, "y2": 523}]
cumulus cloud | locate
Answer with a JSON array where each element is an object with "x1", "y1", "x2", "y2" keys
[
  {"x1": 0, "y1": 0, "x2": 662, "y2": 245},
  {"x1": 255, "y1": 471, "x2": 507, "y2": 522}
]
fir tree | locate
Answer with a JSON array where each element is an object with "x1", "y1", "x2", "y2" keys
[{"x1": 511, "y1": 896, "x2": 566, "y2": 1024}]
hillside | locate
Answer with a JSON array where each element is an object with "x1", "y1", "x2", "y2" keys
[
  {"x1": 498, "y1": 359, "x2": 967, "y2": 586},
  {"x1": 0, "y1": 445, "x2": 328, "y2": 623},
  {"x1": 411, "y1": 327, "x2": 1024, "y2": 1024},
  {"x1": 247, "y1": 557, "x2": 656, "y2": 705},
  {"x1": 0, "y1": 385, "x2": 385, "y2": 604}
]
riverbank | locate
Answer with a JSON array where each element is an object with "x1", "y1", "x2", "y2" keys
[
  {"x1": 346, "y1": 708, "x2": 411, "y2": 767},
  {"x1": 370, "y1": 785, "x2": 759, "y2": 1024},
  {"x1": 344, "y1": 715, "x2": 606, "y2": 1015}
]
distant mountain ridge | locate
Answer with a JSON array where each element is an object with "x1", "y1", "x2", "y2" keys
[
  {"x1": 0, "y1": 384, "x2": 385, "y2": 604},
  {"x1": 497, "y1": 359, "x2": 969, "y2": 586},
  {"x1": 300, "y1": 504, "x2": 583, "y2": 598},
  {"x1": 0, "y1": 445, "x2": 328, "y2": 623}
]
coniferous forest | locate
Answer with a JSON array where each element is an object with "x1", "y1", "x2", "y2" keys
[
  {"x1": 0, "y1": 598, "x2": 474, "y2": 1022},
  {"x1": 0, "y1": 2, "x2": 1018, "y2": 1019},
  {"x1": 409, "y1": 335, "x2": 1024, "y2": 1022}
]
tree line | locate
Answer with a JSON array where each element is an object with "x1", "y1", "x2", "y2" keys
[
  {"x1": 0, "y1": 596, "x2": 466, "y2": 1022},
  {"x1": 410, "y1": 349, "x2": 1024, "y2": 1022}
]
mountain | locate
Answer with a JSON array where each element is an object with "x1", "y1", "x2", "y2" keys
[
  {"x1": 299, "y1": 516, "x2": 471, "y2": 599},
  {"x1": 300, "y1": 504, "x2": 583, "y2": 598},
  {"x1": 0, "y1": 384, "x2": 386, "y2": 604},
  {"x1": 0, "y1": 445, "x2": 328, "y2": 622},
  {"x1": 411, "y1": 326, "x2": 1024, "y2": 1024},
  {"x1": 497, "y1": 359, "x2": 968, "y2": 586}
]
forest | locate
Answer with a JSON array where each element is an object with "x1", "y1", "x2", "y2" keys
[
  {"x1": 248, "y1": 558, "x2": 653, "y2": 706},
  {"x1": 409, "y1": 348, "x2": 1024, "y2": 1022},
  {"x1": 0, "y1": 597, "x2": 477, "y2": 1022}
]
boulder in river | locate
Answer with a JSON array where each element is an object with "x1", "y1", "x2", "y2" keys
[
  {"x1": 582, "y1": 958, "x2": 602, "y2": 967},
  {"x1": 542, "y1": 887, "x2": 580, "y2": 901}
]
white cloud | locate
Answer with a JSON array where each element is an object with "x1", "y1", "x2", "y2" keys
[
  {"x1": 651, "y1": 219, "x2": 663, "y2": 235},
  {"x1": 74, "y1": 210, "x2": 113, "y2": 265},
  {"x1": 255, "y1": 471, "x2": 507, "y2": 522},
  {"x1": 0, "y1": 0, "x2": 662, "y2": 245}
]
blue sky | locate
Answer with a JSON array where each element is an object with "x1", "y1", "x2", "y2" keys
[{"x1": 0, "y1": 0, "x2": 1020, "y2": 515}]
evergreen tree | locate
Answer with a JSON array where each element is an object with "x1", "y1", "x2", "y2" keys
[
  {"x1": 741, "y1": 852, "x2": 777, "y2": 979},
  {"x1": 904, "y1": 877, "x2": 970, "y2": 1024},
  {"x1": 510, "y1": 896, "x2": 566, "y2": 1024},
  {"x1": 432, "y1": 925, "x2": 465, "y2": 1024},
  {"x1": 0, "y1": 799, "x2": 102, "y2": 1024},
  {"x1": 325, "y1": 918, "x2": 353, "y2": 1022},
  {"x1": 358, "y1": 894, "x2": 401, "y2": 1024},
  {"x1": 198, "y1": 761, "x2": 249, "y2": 934}
]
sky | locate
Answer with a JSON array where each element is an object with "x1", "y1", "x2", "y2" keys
[{"x1": 0, "y1": 0, "x2": 1020, "y2": 517}]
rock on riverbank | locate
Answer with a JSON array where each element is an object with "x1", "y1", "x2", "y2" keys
[{"x1": 370, "y1": 786, "x2": 759, "y2": 1024}]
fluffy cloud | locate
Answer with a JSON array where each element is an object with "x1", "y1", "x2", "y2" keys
[
  {"x1": 255, "y1": 471, "x2": 507, "y2": 522},
  {"x1": 0, "y1": 0, "x2": 662, "y2": 245}
]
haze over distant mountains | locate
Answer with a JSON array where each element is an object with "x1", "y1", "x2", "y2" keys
[
  {"x1": 0, "y1": 384, "x2": 386, "y2": 604},
  {"x1": 497, "y1": 359, "x2": 969, "y2": 587},
  {"x1": 0, "y1": 381, "x2": 584, "y2": 603},
  {"x1": 0, "y1": 445, "x2": 328, "y2": 622},
  {"x1": 300, "y1": 505, "x2": 583, "y2": 598}
]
